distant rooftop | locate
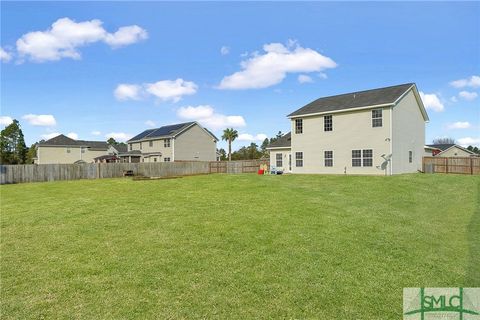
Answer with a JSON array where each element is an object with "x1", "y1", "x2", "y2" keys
[
  {"x1": 38, "y1": 134, "x2": 108, "y2": 150},
  {"x1": 128, "y1": 121, "x2": 218, "y2": 142},
  {"x1": 266, "y1": 132, "x2": 291, "y2": 149}
]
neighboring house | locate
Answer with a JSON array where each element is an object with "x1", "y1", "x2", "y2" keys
[
  {"x1": 266, "y1": 132, "x2": 291, "y2": 172},
  {"x1": 93, "y1": 144, "x2": 129, "y2": 163},
  {"x1": 36, "y1": 135, "x2": 109, "y2": 164},
  {"x1": 424, "y1": 145, "x2": 441, "y2": 157},
  {"x1": 126, "y1": 121, "x2": 218, "y2": 162},
  {"x1": 426, "y1": 144, "x2": 476, "y2": 157},
  {"x1": 267, "y1": 83, "x2": 429, "y2": 175}
]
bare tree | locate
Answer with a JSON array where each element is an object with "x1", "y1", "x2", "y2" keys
[{"x1": 432, "y1": 137, "x2": 456, "y2": 144}]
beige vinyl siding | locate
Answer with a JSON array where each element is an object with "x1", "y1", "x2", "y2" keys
[
  {"x1": 37, "y1": 146, "x2": 107, "y2": 164},
  {"x1": 438, "y1": 146, "x2": 473, "y2": 157},
  {"x1": 391, "y1": 89, "x2": 425, "y2": 174},
  {"x1": 269, "y1": 148, "x2": 291, "y2": 172},
  {"x1": 130, "y1": 138, "x2": 173, "y2": 162},
  {"x1": 174, "y1": 124, "x2": 216, "y2": 161},
  {"x1": 290, "y1": 107, "x2": 391, "y2": 175}
]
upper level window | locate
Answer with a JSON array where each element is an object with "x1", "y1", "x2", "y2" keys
[
  {"x1": 409, "y1": 151, "x2": 413, "y2": 163},
  {"x1": 139, "y1": 142, "x2": 142, "y2": 150},
  {"x1": 81, "y1": 148, "x2": 85, "y2": 154},
  {"x1": 295, "y1": 119, "x2": 303, "y2": 134},
  {"x1": 149, "y1": 141, "x2": 153, "y2": 147},
  {"x1": 66, "y1": 148, "x2": 71, "y2": 153},
  {"x1": 324, "y1": 115, "x2": 333, "y2": 132},
  {"x1": 372, "y1": 109, "x2": 382, "y2": 127},
  {"x1": 164, "y1": 139, "x2": 171, "y2": 148},
  {"x1": 129, "y1": 144, "x2": 132, "y2": 151},
  {"x1": 324, "y1": 151, "x2": 333, "y2": 167},
  {"x1": 295, "y1": 152, "x2": 303, "y2": 167},
  {"x1": 276, "y1": 153, "x2": 283, "y2": 167}
]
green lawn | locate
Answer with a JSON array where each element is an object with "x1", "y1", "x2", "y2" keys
[{"x1": 1, "y1": 174, "x2": 479, "y2": 319}]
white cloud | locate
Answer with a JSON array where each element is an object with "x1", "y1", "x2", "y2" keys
[
  {"x1": 447, "y1": 121, "x2": 471, "y2": 129},
  {"x1": 458, "y1": 91, "x2": 478, "y2": 101},
  {"x1": 220, "y1": 46, "x2": 230, "y2": 55},
  {"x1": 318, "y1": 72, "x2": 328, "y2": 79},
  {"x1": 22, "y1": 114, "x2": 56, "y2": 126},
  {"x1": 16, "y1": 17, "x2": 147, "y2": 62},
  {"x1": 145, "y1": 120, "x2": 156, "y2": 127},
  {"x1": 91, "y1": 130, "x2": 101, "y2": 136},
  {"x1": 114, "y1": 84, "x2": 142, "y2": 101},
  {"x1": 41, "y1": 132, "x2": 61, "y2": 140},
  {"x1": 104, "y1": 132, "x2": 132, "y2": 142},
  {"x1": 450, "y1": 75, "x2": 480, "y2": 88},
  {"x1": 217, "y1": 41, "x2": 336, "y2": 89},
  {"x1": 457, "y1": 137, "x2": 480, "y2": 147},
  {"x1": 0, "y1": 116, "x2": 13, "y2": 126},
  {"x1": 104, "y1": 25, "x2": 148, "y2": 48},
  {"x1": 298, "y1": 74, "x2": 313, "y2": 84},
  {"x1": 450, "y1": 96, "x2": 458, "y2": 103},
  {"x1": 145, "y1": 79, "x2": 198, "y2": 103},
  {"x1": 67, "y1": 132, "x2": 78, "y2": 140},
  {"x1": 238, "y1": 133, "x2": 268, "y2": 141},
  {"x1": 0, "y1": 47, "x2": 12, "y2": 62},
  {"x1": 115, "y1": 79, "x2": 197, "y2": 103},
  {"x1": 176, "y1": 105, "x2": 246, "y2": 130},
  {"x1": 419, "y1": 92, "x2": 444, "y2": 112}
]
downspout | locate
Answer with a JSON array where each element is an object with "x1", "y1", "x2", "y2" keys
[
  {"x1": 390, "y1": 106, "x2": 393, "y2": 175},
  {"x1": 172, "y1": 138, "x2": 175, "y2": 162}
]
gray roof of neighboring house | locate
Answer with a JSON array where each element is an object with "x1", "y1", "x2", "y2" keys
[
  {"x1": 128, "y1": 121, "x2": 218, "y2": 142},
  {"x1": 266, "y1": 132, "x2": 291, "y2": 149},
  {"x1": 288, "y1": 83, "x2": 415, "y2": 117},
  {"x1": 110, "y1": 144, "x2": 128, "y2": 153},
  {"x1": 38, "y1": 134, "x2": 109, "y2": 150},
  {"x1": 426, "y1": 144, "x2": 474, "y2": 154}
]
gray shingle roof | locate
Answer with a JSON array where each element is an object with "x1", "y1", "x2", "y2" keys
[
  {"x1": 266, "y1": 132, "x2": 291, "y2": 149},
  {"x1": 129, "y1": 122, "x2": 195, "y2": 142},
  {"x1": 288, "y1": 83, "x2": 414, "y2": 117},
  {"x1": 111, "y1": 144, "x2": 128, "y2": 153},
  {"x1": 38, "y1": 134, "x2": 108, "y2": 150}
]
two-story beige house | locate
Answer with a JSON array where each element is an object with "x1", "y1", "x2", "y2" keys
[
  {"x1": 126, "y1": 121, "x2": 218, "y2": 162},
  {"x1": 267, "y1": 83, "x2": 429, "y2": 175},
  {"x1": 36, "y1": 135, "x2": 109, "y2": 164}
]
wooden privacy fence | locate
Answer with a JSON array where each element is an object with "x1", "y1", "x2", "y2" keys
[
  {"x1": 209, "y1": 160, "x2": 269, "y2": 174},
  {"x1": 423, "y1": 156, "x2": 480, "y2": 175},
  {"x1": 0, "y1": 161, "x2": 211, "y2": 184}
]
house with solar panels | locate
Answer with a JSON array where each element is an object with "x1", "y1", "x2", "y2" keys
[
  {"x1": 122, "y1": 122, "x2": 218, "y2": 163},
  {"x1": 267, "y1": 83, "x2": 429, "y2": 175}
]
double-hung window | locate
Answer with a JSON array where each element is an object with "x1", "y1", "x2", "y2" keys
[
  {"x1": 164, "y1": 157, "x2": 171, "y2": 162},
  {"x1": 324, "y1": 115, "x2": 333, "y2": 131},
  {"x1": 324, "y1": 151, "x2": 333, "y2": 167},
  {"x1": 295, "y1": 119, "x2": 303, "y2": 134},
  {"x1": 164, "y1": 139, "x2": 171, "y2": 148},
  {"x1": 295, "y1": 152, "x2": 303, "y2": 167},
  {"x1": 409, "y1": 151, "x2": 413, "y2": 163},
  {"x1": 276, "y1": 153, "x2": 283, "y2": 167},
  {"x1": 372, "y1": 109, "x2": 382, "y2": 127},
  {"x1": 352, "y1": 149, "x2": 373, "y2": 167},
  {"x1": 149, "y1": 141, "x2": 153, "y2": 147}
]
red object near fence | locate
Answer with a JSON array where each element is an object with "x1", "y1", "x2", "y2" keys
[{"x1": 258, "y1": 169, "x2": 264, "y2": 175}]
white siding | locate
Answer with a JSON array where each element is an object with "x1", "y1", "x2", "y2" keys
[{"x1": 269, "y1": 148, "x2": 291, "y2": 172}]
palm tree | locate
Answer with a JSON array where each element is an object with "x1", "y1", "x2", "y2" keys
[{"x1": 221, "y1": 128, "x2": 238, "y2": 161}]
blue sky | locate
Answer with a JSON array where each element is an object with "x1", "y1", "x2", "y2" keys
[{"x1": 1, "y1": 1, "x2": 479, "y2": 149}]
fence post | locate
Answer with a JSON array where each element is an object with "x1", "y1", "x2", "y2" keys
[
  {"x1": 445, "y1": 157, "x2": 448, "y2": 174},
  {"x1": 471, "y1": 157, "x2": 474, "y2": 175}
]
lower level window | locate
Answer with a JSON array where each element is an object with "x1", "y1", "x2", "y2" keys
[
  {"x1": 164, "y1": 157, "x2": 171, "y2": 162},
  {"x1": 276, "y1": 153, "x2": 283, "y2": 167},
  {"x1": 295, "y1": 152, "x2": 303, "y2": 167},
  {"x1": 153, "y1": 157, "x2": 157, "y2": 162},
  {"x1": 352, "y1": 149, "x2": 373, "y2": 167},
  {"x1": 324, "y1": 151, "x2": 333, "y2": 167}
]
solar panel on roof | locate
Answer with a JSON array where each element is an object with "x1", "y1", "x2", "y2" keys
[
  {"x1": 129, "y1": 129, "x2": 156, "y2": 141},
  {"x1": 145, "y1": 122, "x2": 194, "y2": 138}
]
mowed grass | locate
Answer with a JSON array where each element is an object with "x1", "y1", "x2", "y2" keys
[{"x1": 1, "y1": 174, "x2": 479, "y2": 319}]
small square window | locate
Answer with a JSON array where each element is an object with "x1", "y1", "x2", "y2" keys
[
  {"x1": 324, "y1": 115, "x2": 333, "y2": 132},
  {"x1": 295, "y1": 152, "x2": 303, "y2": 167},
  {"x1": 153, "y1": 157, "x2": 157, "y2": 162},
  {"x1": 66, "y1": 148, "x2": 71, "y2": 153},
  {"x1": 295, "y1": 119, "x2": 303, "y2": 134}
]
